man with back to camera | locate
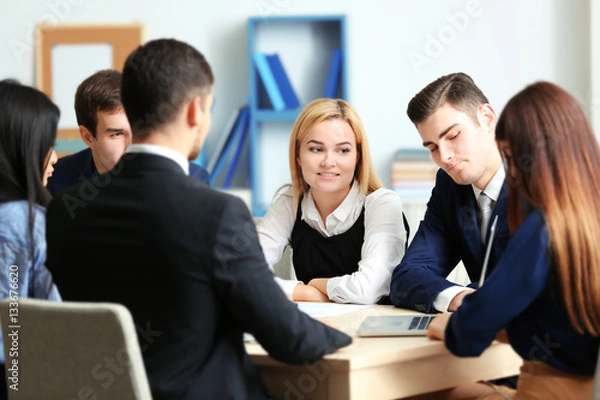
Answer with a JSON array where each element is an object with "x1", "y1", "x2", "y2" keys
[
  {"x1": 45, "y1": 38, "x2": 352, "y2": 400},
  {"x1": 390, "y1": 72, "x2": 509, "y2": 314},
  {"x1": 47, "y1": 69, "x2": 210, "y2": 197}
]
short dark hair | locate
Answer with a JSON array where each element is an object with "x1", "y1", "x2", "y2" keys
[
  {"x1": 407, "y1": 72, "x2": 489, "y2": 125},
  {"x1": 0, "y1": 79, "x2": 59, "y2": 207},
  {"x1": 74, "y1": 69, "x2": 123, "y2": 138},
  {"x1": 121, "y1": 38, "x2": 214, "y2": 138}
]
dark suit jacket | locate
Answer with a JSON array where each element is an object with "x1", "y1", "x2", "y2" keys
[
  {"x1": 47, "y1": 147, "x2": 210, "y2": 196},
  {"x1": 46, "y1": 153, "x2": 351, "y2": 400},
  {"x1": 390, "y1": 169, "x2": 510, "y2": 313},
  {"x1": 46, "y1": 148, "x2": 97, "y2": 197}
]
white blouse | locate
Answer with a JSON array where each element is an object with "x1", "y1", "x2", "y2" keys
[{"x1": 257, "y1": 181, "x2": 407, "y2": 304}]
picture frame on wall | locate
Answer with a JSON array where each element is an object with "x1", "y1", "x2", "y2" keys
[{"x1": 36, "y1": 23, "x2": 144, "y2": 155}]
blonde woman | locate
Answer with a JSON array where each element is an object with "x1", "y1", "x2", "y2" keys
[{"x1": 257, "y1": 98, "x2": 407, "y2": 304}]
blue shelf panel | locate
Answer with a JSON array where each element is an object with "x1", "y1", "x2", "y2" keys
[
  {"x1": 247, "y1": 15, "x2": 347, "y2": 216},
  {"x1": 254, "y1": 109, "x2": 300, "y2": 122},
  {"x1": 249, "y1": 15, "x2": 346, "y2": 24}
]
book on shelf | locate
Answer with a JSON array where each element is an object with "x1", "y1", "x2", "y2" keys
[
  {"x1": 266, "y1": 54, "x2": 300, "y2": 109},
  {"x1": 193, "y1": 96, "x2": 218, "y2": 168},
  {"x1": 253, "y1": 53, "x2": 285, "y2": 111},
  {"x1": 391, "y1": 160, "x2": 438, "y2": 171},
  {"x1": 391, "y1": 170, "x2": 437, "y2": 182},
  {"x1": 393, "y1": 148, "x2": 431, "y2": 158},
  {"x1": 324, "y1": 48, "x2": 342, "y2": 98},
  {"x1": 390, "y1": 148, "x2": 437, "y2": 198},
  {"x1": 392, "y1": 165, "x2": 438, "y2": 178},
  {"x1": 209, "y1": 106, "x2": 251, "y2": 188},
  {"x1": 206, "y1": 107, "x2": 243, "y2": 174},
  {"x1": 222, "y1": 107, "x2": 251, "y2": 189}
]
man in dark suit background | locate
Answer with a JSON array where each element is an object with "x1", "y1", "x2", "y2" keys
[
  {"x1": 390, "y1": 72, "x2": 509, "y2": 314},
  {"x1": 46, "y1": 38, "x2": 351, "y2": 400},
  {"x1": 47, "y1": 69, "x2": 209, "y2": 197}
]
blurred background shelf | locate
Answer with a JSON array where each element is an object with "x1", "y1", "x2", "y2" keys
[{"x1": 247, "y1": 15, "x2": 347, "y2": 216}]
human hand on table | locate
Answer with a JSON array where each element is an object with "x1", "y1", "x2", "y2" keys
[
  {"x1": 495, "y1": 328, "x2": 509, "y2": 343},
  {"x1": 292, "y1": 283, "x2": 330, "y2": 302},
  {"x1": 427, "y1": 312, "x2": 451, "y2": 341},
  {"x1": 307, "y1": 278, "x2": 329, "y2": 295},
  {"x1": 448, "y1": 288, "x2": 475, "y2": 312}
]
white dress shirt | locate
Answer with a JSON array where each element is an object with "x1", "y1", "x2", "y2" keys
[
  {"x1": 257, "y1": 181, "x2": 407, "y2": 304},
  {"x1": 433, "y1": 166, "x2": 506, "y2": 312},
  {"x1": 125, "y1": 143, "x2": 190, "y2": 175}
]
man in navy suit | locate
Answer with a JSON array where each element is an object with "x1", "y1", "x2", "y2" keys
[
  {"x1": 390, "y1": 72, "x2": 509, "y2": 314},
  {"x1": 47, "y1": 69, "x2": 209, "y2": 197},
  {"x1": 46, "y1": 38, "x2": 352, "y2": 400}
]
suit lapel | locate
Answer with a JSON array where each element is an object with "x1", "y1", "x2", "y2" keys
[
  {"x1": 490, "y1": 182, "x2": 510, "y2": 264},
  {"x1": 493, "y1": 183, "x2": 509, "y2": 236}
]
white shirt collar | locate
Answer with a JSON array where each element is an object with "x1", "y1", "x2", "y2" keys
[
  {"x1": 472, "y1": 165, "x2": 505, "y2": 202},
  {"x1": 125, "y1": 144, "x2": 189, "y2": 175}
]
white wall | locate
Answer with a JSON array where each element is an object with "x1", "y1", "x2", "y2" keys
[{"x1": 0, "y1": 0, "x2": 591, "y2": 187}]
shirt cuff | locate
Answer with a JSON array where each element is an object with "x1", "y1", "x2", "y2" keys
[
  {"x1": 325, "y1": 277, "x2": 340, "y2": 301},
  {"x1": 433, "y1": 286, "x2": 471, "y2": 312}
]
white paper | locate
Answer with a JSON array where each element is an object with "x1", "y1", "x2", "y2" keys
[
  {"x1": 296, "y1": 302, "x2": 370, "y2": 318},
  {"x1": 52, "y1": 43, "x2": 113, "y2": 129},
  {"x1": 243, "y1": 302, "x2": 369, "y2": 341}
]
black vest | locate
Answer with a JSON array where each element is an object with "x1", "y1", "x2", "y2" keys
[{"x1": 291, "y1": 206, "x2": 365, "y2": 284}]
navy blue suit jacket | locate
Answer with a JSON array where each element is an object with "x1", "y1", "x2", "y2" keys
[
  {"x1": 47, "y1": 148, "x2": 210, "y2": 196},
  {"x1": 390, "y1": 169, "x2": 510, "y2": 312}
]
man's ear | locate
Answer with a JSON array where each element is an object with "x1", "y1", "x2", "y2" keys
[
  {"x1": 79, "y1": 125, "x2": 96, "y2": 149},
  {"x1": 479, "y1": 103, "x2": 497, "y2": 132},
  {"x1": 186, "y1": 97, "x2": 202, "y2": 127}
]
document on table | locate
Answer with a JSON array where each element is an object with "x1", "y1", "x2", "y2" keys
[
  {"x1": 296, "y1": 302, "x2": 370, "y2": 318},
  {"x1": 244, "y1": 302, "x2": 369, "y2": 341}
]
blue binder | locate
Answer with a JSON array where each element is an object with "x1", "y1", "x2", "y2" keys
[
  {"x1": 206, "y1": 107, "x2": 242, "y2": 174},
  {"x1": 222, "y1": 107, "x2": 251, "y2": 188},
  {"x1": 253, "y1": 53, "x2": 285, "y2": 111},
  {"x1": 210, "y1": 107, "x2": 248, "y2": 186},
  {"x1": 266, "y1": 54, "x2": 300, "y2": 109},
  {"x1": 324, "y1": 48, "x2": 342, "y2": 98}
]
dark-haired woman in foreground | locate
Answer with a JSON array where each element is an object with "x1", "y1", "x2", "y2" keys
[{"x1": 0, "y1": 80, "x2": 62, "y2": 399}]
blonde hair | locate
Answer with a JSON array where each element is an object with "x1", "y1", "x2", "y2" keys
[{"x1": 287, "y1": 98, "x2": 382, "y2": 212}]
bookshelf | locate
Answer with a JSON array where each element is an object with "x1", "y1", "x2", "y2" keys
[{"x1": 247, "y1": 15, "x2": 347, "y2": 216}]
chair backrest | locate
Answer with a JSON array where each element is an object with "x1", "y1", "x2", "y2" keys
[
  {"x1": 0, "y1": 298, "x2": 152, "y2": 400},
  {"x1": 593, "y1": 346, "x2": 600, "y2": 399}
]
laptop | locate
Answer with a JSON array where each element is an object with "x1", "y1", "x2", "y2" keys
[
  {"x1": 356, "y1": 313, "x2": 437, "y2": 337},
  {"x1": 357, "y1": 215, "x2": 500, "y2": 338}
]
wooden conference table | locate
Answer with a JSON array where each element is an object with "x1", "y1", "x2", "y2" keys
[{"x1": 245, "y1": 304, "x2": 522, "y2": 400}]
